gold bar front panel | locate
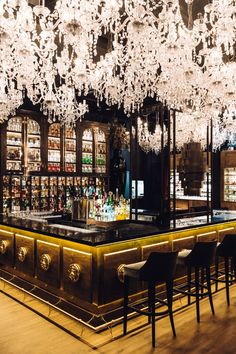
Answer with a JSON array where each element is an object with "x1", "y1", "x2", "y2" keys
[
  {"x1": 0, "y1": 229, "x2": 14, "y2": 267},
  {"x1": 62, "y1": 247, "x2": 93, "y2": 302},
  {"x1": 36, "y1": 240, "x2": 60, "y2": 288},
  {"x1": 15, "y1": 234, "x2": 35, "y2": 276},
  {"x1": 102, "y1": 248, "x2": 139, "y2": 303}
]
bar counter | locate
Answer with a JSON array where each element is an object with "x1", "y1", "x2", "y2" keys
[{"x1": 0, "y1": 213, "x2": 236, "y2": 329}]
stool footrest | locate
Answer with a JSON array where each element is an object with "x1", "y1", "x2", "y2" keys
[
  {"x1": 173, "y1": 287, "x2": 211, "y2": 298},
  {"x1": 127, "y1": 305, "x2": 169, "y2": 317}
]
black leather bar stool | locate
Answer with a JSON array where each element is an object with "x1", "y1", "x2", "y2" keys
[
  {"x1": 123, "y1": 251, "x2": 178, "y2": 348},
  {"x1": 214, "y1": 234, "x2": 236, "y2": 305},
  {"x1": 174, "y1": 241, "x2": 217, "y2": 323}
]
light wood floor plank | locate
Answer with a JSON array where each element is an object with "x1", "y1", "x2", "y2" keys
[{"x1": 0, "y1": 285, "x2": 236, "y2": 353}]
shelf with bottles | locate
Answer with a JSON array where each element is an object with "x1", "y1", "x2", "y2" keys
[
  {"x1": 31, "y1": 176, "x2": 41, "y2": 211},
  {"x1": 49, "y1": 176, "x2": 57, "y2": 211},
  {"x1": 48, "y1": 150, "x2": 60, "y2": 162},
  {"x1": 11, "y1": 176, "x2": 21, "y2": 212},
  {"x1": 2, "y1": 176, "x2": 11, "y2": 213},
  {"x1": 7, "y1": 117, "x2": 23, "y2": 132},
  {"x1": 6, "y1": 161, "x2": 22, "y2": 171},
  {"x1": 73, "y1": 177, "x2": 81, "y2": 199},
  {"x1": 27, "y1": 136, "x2": 40, "y2": 148},
  {"x1": 6, "y1": 131, "x2": 22, "y2": 146},
  {"x1": 57, "y1": 177, "x2": 66, "y2": 211},
  {"x1": 6, "y1": 119, "x2": 23, "y2": 171},
  {"x1": 82, "y1": 153, "x2": 93, "y2": 173},
  {"x1": 65, "y1": 151, "x2": 76, "y2": 173},
  {"x1": 31, "y1": 176, "x2": 41, "y2": 188},
  {"x1": 65, "y1": 127, "x2": 76, "y2": 149},
  {"x1": 20, "y1": 176, "x2": 31, "y2": 211},
  {"x1": 6, "y1": 116, "x2": 42, "y2": 173},
  {"x1": 224, "y1": 167, "x2": 236, "y2": 202},
  {"x1": 65, "y1": 177, "x2": 74, "y2": 197},
  {"x1": 6, "y1": 146, "x2": 22, "y2": 161},
  {"x1": 48, "y1": 123, "x2": 61, "y2": 172},
  {"x1": 28, "y1": 162, "x2": 41, "y2": 172},
  {"x1": 65, "y1": 162, "x2": 76, "y2": 173},
  {"x1": 95, "y1": 129, "x2": 107, "y2": 174},
  {"x1": 41, "y1": 176, "x2": 49, "y2": 198},
  {"x1": 27, "y1": 148, "x2": 41, "y2": 162},
  {"x1": 48, "y1": 137, "x2": 61, "y2": 150},
  {"x1": 81, "y1": 128, "x2": 93, "y2": 174}
]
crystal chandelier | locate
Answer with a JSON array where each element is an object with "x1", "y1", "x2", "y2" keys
[
  {"x1": 1, "y1": 0, "x2": 236, "y2": 133},
  {"x1": 137, "y1": 115, "x2": 167, "y2": 154}
]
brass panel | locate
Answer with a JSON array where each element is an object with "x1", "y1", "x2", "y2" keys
[
  {"x1": 142, "y1": 241, "x2": 171, "y2": 260},
  {"x1": 196, "y1": 231, "x2": 217, "y2": 242},
  {"x1": 62, "y1": 247, "x2": 92, "y2": 302},
  {"x1": 36, "y1": 240, "x2": 60, "y2": 288},
  {"x1": 103, "y1": 248, "x2": 139, "y2": 303},
  {"x1": 218, "y1": 227, "x2": 235, "y2": 242},
  {"x1": 172, "y1": 236, "x2": 195, "y2": 251},
  {"x1": 0, "y1": 229, "x2": 14, "y2": 267},
  {"x1": 15, "y1": 234, "x2": 35, "y2": 276}
]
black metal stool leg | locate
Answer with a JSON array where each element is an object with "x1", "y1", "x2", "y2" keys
[
  {"x1": 195, "y1": 267, "x2": 200, "y2": 323},
  {"x1": 201, "y1": 268, "x2": 205, "y2": 298},
  {"x1": 123, "y1": 276, "x2": 129, "y2": 335},
  {"x1": 215, "y1": 254, "x2": 219, "y2": 292},
  {"x1": 187, "y1": 266, "x2": 191, "y2": 305},
  {"x1": 149, "y1": 281, "x2": 156, "y2": 348},
  {"x1": 206, "y1": 266, "x2": 215, "y2": 316},
  {"x1": 166, "y1": 280, "x2": 176, "y2": 337},
  {"x1": 225, "y1": 257, "x2": 230, "y2": 306},
  {"x1": 230, "y1": 257, "x2": 234, "y2": 285},
  {"x1": 147, "y1": 283, "x2": 152, "y2": 324}
]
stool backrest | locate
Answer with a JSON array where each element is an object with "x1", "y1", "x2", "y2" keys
[
  {"x1": 140, "y1": 251, "x2": 178, "y2": 282},
  {"x1": 217, "y1": 234, "x2": 236, "y2": 257},
  {"x1": 186, "y1": 241, "x2": 217, "y2": 267}
]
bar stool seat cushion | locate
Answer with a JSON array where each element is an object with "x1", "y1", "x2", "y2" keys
[
  {"x1": 177, "y1": 249, "x2": 192, "y2": 266},
  {"x1": 124, "y1": 261, "x2": 146, "y2": 279}
]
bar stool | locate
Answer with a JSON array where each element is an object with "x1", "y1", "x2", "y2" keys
[
  {"x1": 214, "y1": 234, "x2": 236, "y2": 305},
  {"x1": 123, "y1": 251, "x2": 178, "y2": 348},
  {"x1": 174, "y1": 241, "x2": 217, "y2": 323}
]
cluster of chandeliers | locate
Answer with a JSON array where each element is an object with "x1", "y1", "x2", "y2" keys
[{"x1": 1, "y1": 0, "x2": 236, "y2": 130}]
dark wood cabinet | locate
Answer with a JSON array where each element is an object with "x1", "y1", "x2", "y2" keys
[{"x1": 0, "y1": 112, "x2": 110, "y2": 213}]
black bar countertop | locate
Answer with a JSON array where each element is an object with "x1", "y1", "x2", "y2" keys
[{"x1": 0, "y1": 211, "x2": 236, "y2": 246}]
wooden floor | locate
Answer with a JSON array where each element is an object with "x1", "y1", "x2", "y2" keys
[{"x1": 1, "y1": 285, "x2": 236, "y2": 354}]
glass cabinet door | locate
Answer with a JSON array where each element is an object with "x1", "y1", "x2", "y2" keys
[
  {"x1": 81, "y1": 128, "x2": 93, "y2": 173},
  {"x1": 6, "y1": 117, "x2": 23, "y2": 171},
  {"x1": 64, "y1": 127, "x2": 76, "y2": 172},
  {"x1": 48, "y1": 123, "x2": 61, "y2": 172},
  {"x1": 27, "y1": 118, "x2": 41, "y2": 172}
]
